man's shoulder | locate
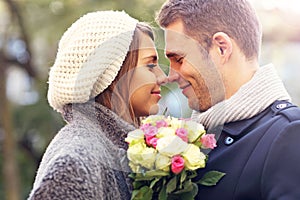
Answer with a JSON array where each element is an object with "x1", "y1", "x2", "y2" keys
[
  {"x1": 223, "y1": 100, "x2": 300, "y2": 137},
  {"x1": 250, "y1": 100, "x2": 300, "y2": 136},
  {"x1": 271, "y1": 100, "x2": 300, "y2": 122}
]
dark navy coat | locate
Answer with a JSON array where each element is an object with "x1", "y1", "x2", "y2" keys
[{"x1": 195, "y1": 100, "x2": 300, "y2": 200}]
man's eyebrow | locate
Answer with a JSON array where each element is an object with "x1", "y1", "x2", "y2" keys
[{"x1": 166, "y1": 52, "x2": 184, "y2": 58}]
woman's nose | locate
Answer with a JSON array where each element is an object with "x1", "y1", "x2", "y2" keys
[
  {"x1": 168, "y1": 68, "x2": 180, "y2": 82},
  {"x1": 155, "y1": 66, "x2": 168, "y2": 85}
]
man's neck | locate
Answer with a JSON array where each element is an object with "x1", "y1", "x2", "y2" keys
[{"x1": 224, "y1": 56, "x2": 259, "y2": 99}]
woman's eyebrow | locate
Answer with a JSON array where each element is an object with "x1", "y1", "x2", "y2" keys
[{"x1": 143, "y1": 55, "x2": 158, "y2": 61}]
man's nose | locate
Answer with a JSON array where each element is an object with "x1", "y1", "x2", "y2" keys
[{"x1": 168, "y1": 68, "x2": 180, "y2": 82}]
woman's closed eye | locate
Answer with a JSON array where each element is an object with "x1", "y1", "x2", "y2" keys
[
  {"x1": 146, "y1": 63, "x2": 157, "y2": 69},
  {"x1": 176, "y1": 57, "x2": 184, "y2": 64}
]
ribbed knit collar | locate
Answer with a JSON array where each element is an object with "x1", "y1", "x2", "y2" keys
[
  {"x1": 63, "y1": 101, "x2": 135, "y2": 150},
  {"x1": 191, "y1": 64, "x2": 291, "y2": 130}
]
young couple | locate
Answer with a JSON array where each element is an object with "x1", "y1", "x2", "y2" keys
[{"x1": 29, "y1": 0, "x2": 300, "y2": 199}]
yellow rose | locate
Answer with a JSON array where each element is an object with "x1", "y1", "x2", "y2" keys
[
  {"x1": 142, "y1": 115, "x2": 165, "y2": 125},
  {"x1": 125, "y1": 129, "x2": 144, "y2": 144},
  {"x1": 182, "y1": 144, "x2": 206, "y2": 170},
  {"x1": 169, "y1": 117, "x2": 185, "y2": 130},
  {"x1": 156, "y1": 135, "x2": 188, "y2": 157},
  {"x1": 156, "y1": 127, "x2": 176, "y2": 138},
  {"x1": 155, "y1": 153, "x2": 171, "y2": 172},
  {"x1": 129, "y1": 161, "x2": 142, "y2": 173},
  {"x1": 127, "y1": 142, "x2": 146, "y2": 164},
  {"x1": 140, "y1": 147, "x2": 157, "y2": 169},
  {"x1": 184, "y1": 120, "x2": 206, "y2": 142}
]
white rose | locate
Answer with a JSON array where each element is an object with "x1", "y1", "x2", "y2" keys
[{"x1": 156, "y1": 135, "x2": 188, "y2": 157}]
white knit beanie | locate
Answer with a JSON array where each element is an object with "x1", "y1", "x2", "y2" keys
[{"x1": 47, "y1": 11, "x2": 138, "y2": 112}]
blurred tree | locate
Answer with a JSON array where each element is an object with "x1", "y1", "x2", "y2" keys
[
  {"x1": 1, "y1": 0, "x2": 37, "y2": 199},
  {"x1": 0, "y1": 59, "x2": 20, "y2": 200}
]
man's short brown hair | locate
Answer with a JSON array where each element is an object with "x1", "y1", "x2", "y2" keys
[{"x1": 157, "y1": 0, "x2": 262, "y2": 60}]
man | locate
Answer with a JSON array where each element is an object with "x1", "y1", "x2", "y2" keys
[{"x1": 157, "y1": 0, "x2": 300, "y2": 199}]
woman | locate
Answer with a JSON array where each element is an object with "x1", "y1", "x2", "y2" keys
[{"x1": 28, "y1": 11, "x2": 167, "y2": 199}]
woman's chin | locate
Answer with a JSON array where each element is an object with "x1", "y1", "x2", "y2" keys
[{"x1": 148, "y1": 104, "x2": 159, "y2": 115}]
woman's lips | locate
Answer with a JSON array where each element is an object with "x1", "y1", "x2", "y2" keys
[
  {"x1": 151, "y1": 91, "x2": 161, "y2": 95},
  {"x1": 151, "y1": 91, "x2": 161, "y2": 99}
]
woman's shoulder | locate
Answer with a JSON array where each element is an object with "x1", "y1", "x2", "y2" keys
[{"x1": 35, "y1": 121, "x2": 126, "y2": 175}]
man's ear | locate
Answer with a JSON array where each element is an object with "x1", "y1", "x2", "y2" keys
[{"x1": 212, "y1": 32, "x2": 232, "y2": 64}]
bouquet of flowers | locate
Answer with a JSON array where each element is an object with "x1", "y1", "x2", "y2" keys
[{"x1": 125, "y1": 115, "x2": 225, "y2": 200}]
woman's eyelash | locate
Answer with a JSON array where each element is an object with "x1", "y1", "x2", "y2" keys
[{"x1": 147, "y1": 63, "x2": 157, "y2": 69}]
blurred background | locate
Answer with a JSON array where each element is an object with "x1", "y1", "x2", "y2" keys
[{"x1": 0, "y1": 0, "x2": 299, "y2": 199}]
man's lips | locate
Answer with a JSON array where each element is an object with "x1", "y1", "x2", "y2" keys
[
  {"x1": 180, "y1": 84, "x2": 191, "y2": 90},
  {"x1": 180, "y1": 83, "x2": 191, "y2": 95}
]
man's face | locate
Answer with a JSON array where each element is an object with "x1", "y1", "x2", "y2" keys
[{"x1": 165, "y1": 20, "x2": 225, "y2": 112}]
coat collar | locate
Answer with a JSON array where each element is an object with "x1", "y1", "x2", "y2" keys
[
  {"x1": 222, "y1": 111, "x2": 266, "y2": 136},
  {"x1": 222, "y1": 100, "x2": 293, "y2": 136}
]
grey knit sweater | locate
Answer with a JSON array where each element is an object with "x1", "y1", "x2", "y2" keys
[{"x1": 28, "y1": 102, "x2": 135, "y2": 200}]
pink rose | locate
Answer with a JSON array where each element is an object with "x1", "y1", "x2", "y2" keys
[
  {"x1": 200, "y1": 134, "x2": 217, "y2": 149},
  {"x1": 150, "y1": 137, "x2": 158, "y2": 148},
  {"x1": 146, "y1": 136, "x2": 158, "y2": 148},
  {"x1": 144, "y1": 126, "x2": 158, "y2": 138},
  {"x1": 175, "y1": 128, "x2": 188, "y2": 142},
  {"x1": 156, "y1": 120, "x2": 168, "y2": 128},
  {"x1": 140, "y1": 123, "x2": 151, "y2": 131},
  {"x1": 145, "y1": 136, "x2": 152, "y2": 146},
  {"x1": 171, "y1": 155, "x2": 185, "y2": 174}
]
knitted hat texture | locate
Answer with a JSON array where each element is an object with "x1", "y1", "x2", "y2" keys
[{"x1": 47, "y1": 11, "x2": 138, "y2": 112}]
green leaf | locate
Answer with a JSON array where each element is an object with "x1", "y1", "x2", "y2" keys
[
  {"x1": 132, "y1": 181, "x2": 145, "y2": 190},
  {"x1": 158, "y1": 185, "x2": 167, "y2": 200},
  {"x1": 134, "y1": 170, "x2": 168, "y2": 181},
  {"x1": 196, "y1": 170, "x2": 226, "y2": 186},
  {"x1": 172, "y1": 179, "x2": 194, "y2": 194},
  {"x1": 134, "y1": 176, "x2": 154, "y2": 181},
  {"x1": 150, "y1": 178, "x2": 160, "y2": 189},
  {"x1": 131, "y1": 186, "x2": 153, "y2": 200},
  {"x1": 145, "y1": 170, "x2": 169, "y2": 177},
  {"x1": 180, "y1": 170, "x2": 187, "y2": 183},
  {"x1": 186, "y1": 170, "x2": 197, "y2": 179},
  {"x1": 166, "y1": 176, "x2": 177, "y2": 194},
  {"x1": 177, "y1": 183, "x2": 198, "y2": 200},
  {"x1": 129, "y1": 173, "x2": 136, "y2": 179},
  {"x1": 183, "y1": 179, "x2": 193, "y2": 191}
]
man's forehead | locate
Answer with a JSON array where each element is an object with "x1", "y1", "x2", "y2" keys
[
  {"x1": 165, "y1": 29, "x2": 188, "y2": 52},
  {"x1": 165, "y1": 29, "x2": 202, "y2": 56},
  {"x1": 165, "y1": 28, "x2": 189, "y2": 41}
]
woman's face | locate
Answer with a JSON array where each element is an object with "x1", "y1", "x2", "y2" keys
[{"x1": 129, "y1": 33, "x2": 167, "y2": 117}]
